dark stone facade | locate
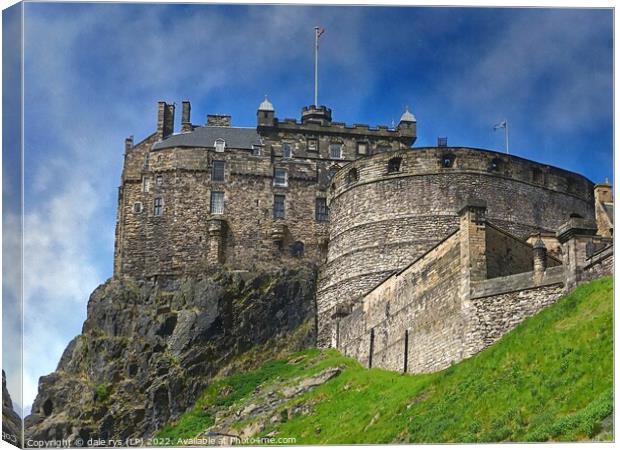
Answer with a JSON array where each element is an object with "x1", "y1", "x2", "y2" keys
[{"x1": 114, "y1": 101, "x2": 416, "y2": 279}]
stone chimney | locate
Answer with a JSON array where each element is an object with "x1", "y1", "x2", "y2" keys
[
  {"x1": 124, "y1": 136, "x2": 134, "y2": 154},
  {"x1": 181, "y1": 101, "x2": 192, "y2": 132},
  {"x1": 157, "y1": 101, "x2": 175, "y2": 139},
  {"x1": 207, "y1": 114, "x2": 231, "y2": 127}
]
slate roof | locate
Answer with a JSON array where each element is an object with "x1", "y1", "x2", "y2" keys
[{"x1": 152, "y1": 126, "x2": 261, "y2": 150}]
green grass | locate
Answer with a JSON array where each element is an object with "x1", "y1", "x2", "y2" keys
[{"x1": 155, "y1": 277, "x2": 613, "y2": 444}]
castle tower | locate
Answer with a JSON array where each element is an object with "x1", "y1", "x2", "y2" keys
[
  {"x1": 396, "y1": 106, "x2": 417, "y2": 143},
  {"x1": 301, "y1": 105, "x2": 332, "y2": 126},
  {"x1": 257, "y1": 95, "x2": 275, "y2": 127}
]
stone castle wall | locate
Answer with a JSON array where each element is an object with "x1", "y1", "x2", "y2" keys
[
  {"x1": 317, "y1": 148, "x2": 595, "y2": 346},
  {"x1": 335, "y1": 204, "x2": 573, "y2": 374},
  {"x1": 114, "y1": 101, "x2": 415, "y2": 279}
]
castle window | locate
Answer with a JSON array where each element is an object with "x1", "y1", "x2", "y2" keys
[
  {"x1": 142, "y1": 177, "x2": 151, "y2": 193},
  {"x1": 316, "y1": 198, "x2": 329, "y2": 222},
  {"x1": 133, "y1": 202, "x2": 143, "y2": 214},
  {"x1": 156, "y1": 175, "x2": 163, "y2": 186},
  {"x1": 214, "y1": 139, "x2": 226, "y2": 153},
  {"x1": 357, "y1": 142, "x2": 368, "y2": 155},
  {"x1": 252, "y1": 145, "x2": 262, "y2": 156},
  {"x1": 282, "y1": 143, "x2": 292, "y2": 159},
  {"x1": 211, "y1": 191, "x2": 224, "y2": 215},
  {"x1": 154, "y1": 197, "x2": 164, "y2": 216},
  {"x1": 273, "y1": 194, "x2": 285, "y2": 219},
  {"x1": 274, "y1": 168, "x2": 288, "y2": 187},
  {"x1": 212, "y1": 161, "x2": 225, "y2": 182},
  {"x1": 387, "y1": 157, "x2": 402, "y2": 173},
  {"x1": 346, "y1": 168, "x2": 359, "y2": 184},
  {"x1": 330, "y1": 143, "x2": 343, "y2": 159},
  {"x1": 290, "y1": 241, "x2": 305, "y2": 258},
  {"x1": 441, "y1": 154, "x2": 455, "y2": 168},
  {"x1": 490, "y1": 158, "x2": 501, "y2": 171},
  {"x1": 532, "y1": 168, "x2": 544, "y2": 184},
  {"x1": 307, "y1": 138, "x2": 318, "y2": 152}
]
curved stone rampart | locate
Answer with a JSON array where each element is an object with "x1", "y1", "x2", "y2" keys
[{"x1": 317, "y1": 147, "x2": 595, "y2": 345}]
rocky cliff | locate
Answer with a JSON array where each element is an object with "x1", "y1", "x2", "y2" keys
[
  {"x1": 25, "y1": 264, "x2": 317, "y2": 443},
  {"x1": 3, "y1": 370, "x2": 22, "y2": 447}
]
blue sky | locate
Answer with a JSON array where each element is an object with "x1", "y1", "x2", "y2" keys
[{"x1": 9, "y1": 3, "x2": 614, "y2": 414}]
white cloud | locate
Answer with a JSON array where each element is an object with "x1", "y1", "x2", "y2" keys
[{"x1": 446, "y1": 10, "x2": 611, "y2": 133}]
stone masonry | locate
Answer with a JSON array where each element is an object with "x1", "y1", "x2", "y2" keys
[
  {"x1": 114, "y1": 98, "x2": 613, "y2": 375},
  {"x1": 333, "y1": 201, "x2": 611, "y2": 374},
  {"x1": 114, "y1": 100, "x2": 415, "y2": 279}
]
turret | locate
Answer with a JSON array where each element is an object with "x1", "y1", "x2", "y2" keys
[
  {"x1": 301, "y1": 105, "x2": 332, "y2": 126},
  {"x1": 257, "y1": 95, "x2": 275, "y2": 127},
  {"x1": 397, "y1": 106, "x2": 417, "y2": 145}
]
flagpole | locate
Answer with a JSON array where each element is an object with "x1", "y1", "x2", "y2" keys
[
  {"x1": 505, "y1": 120, "x2": 509, "y2": 154},
  {"x1": 314, "y1": 26, "x2": 319, "y2": 106}
]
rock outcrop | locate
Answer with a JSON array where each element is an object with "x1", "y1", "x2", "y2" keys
[
  {"x1": 25, "y1": 265, "x2": 317, "y2": 443},
  {"x1": 3, "y1": 370, "x2": 22, "y2": 447}
]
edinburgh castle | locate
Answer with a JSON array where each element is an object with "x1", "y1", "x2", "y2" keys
[{"x1": 113, "y1": 99, "x2": 613, "y2": 374}]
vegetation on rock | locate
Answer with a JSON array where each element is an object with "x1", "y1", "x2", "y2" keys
[{"x1": 156, "y1": 277, "x2": 613, "y2": 444}]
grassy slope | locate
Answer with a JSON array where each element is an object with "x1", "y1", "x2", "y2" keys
[{"x1": 156, "y1": 277, "x2": 613, "y2": 443}]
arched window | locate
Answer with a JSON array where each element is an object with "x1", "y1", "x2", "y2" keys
[
  {"x1": 214, "y1": 139, "x2": 225, "y2": 153},
  {"x1": 441, "y1": 154, "x2": 455, "y2": 168},
  {"x1": 347, "y1": 168, "x2": 359, "y2": 184},
  {"x1": 388, "y1": 157, "x2": 402, "y2": 173}
]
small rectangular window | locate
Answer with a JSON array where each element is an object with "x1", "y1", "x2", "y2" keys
[
  {"x1": 211, "y1": 191, "x2": 224, "y2": 214},
  {"x1": 156, "y1": 175, "x2": 163, "y2": 186},
  {"x1": 154, "y1": 197, "x2": 164, "y2": 216},
  {"x1": 252, "y1": 145, "x2": 262, "y2": 156},
  {"x1": 316, "y1": 198, "x2": 329, "y2": 222},
  {"x1": 274, "y1": 168, "x2": 288, "y2": 187},
  {"x1": 214, "y1": 139, "x2": 225, "y2": 153},
  {"x1": 307, "y1": 138, "x2": 318, "y2": 152},
  {"x1": 282, "y1": 143, "x2": 292, "y2": 158},
  {"x1": 133, "y1": 202, "x2": 143, "y2": 214},
  {"x1": 273, "y1": 194, "x2": 285, "y2": 219},
  {"x1": 212, "y1": 161, "x2": 225, "y2": 182},
  {"x1": 142, "y1": 177, "x2": 151, "y2": 193},
  {"x1": 357, "y1": 142, "x2": 368, "y2": 155},
  {"x1": 330, "y1": 143, "x2": 342, "y2": 159}
]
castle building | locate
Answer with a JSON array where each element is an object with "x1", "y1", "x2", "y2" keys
[
  {"x1": 114, "y1": 99, "x2": 613, "y2": 374},
  {"x1": 114, "y1": 100, "x2": 415, "y2": 278}
]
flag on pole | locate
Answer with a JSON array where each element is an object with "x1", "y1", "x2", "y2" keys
[
  {"x1": 493, "y1": 120, "x2": 507, "y2": 130},
  {"x1": 317, "y1": 27, "x2": 325, "y2": 38}
]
